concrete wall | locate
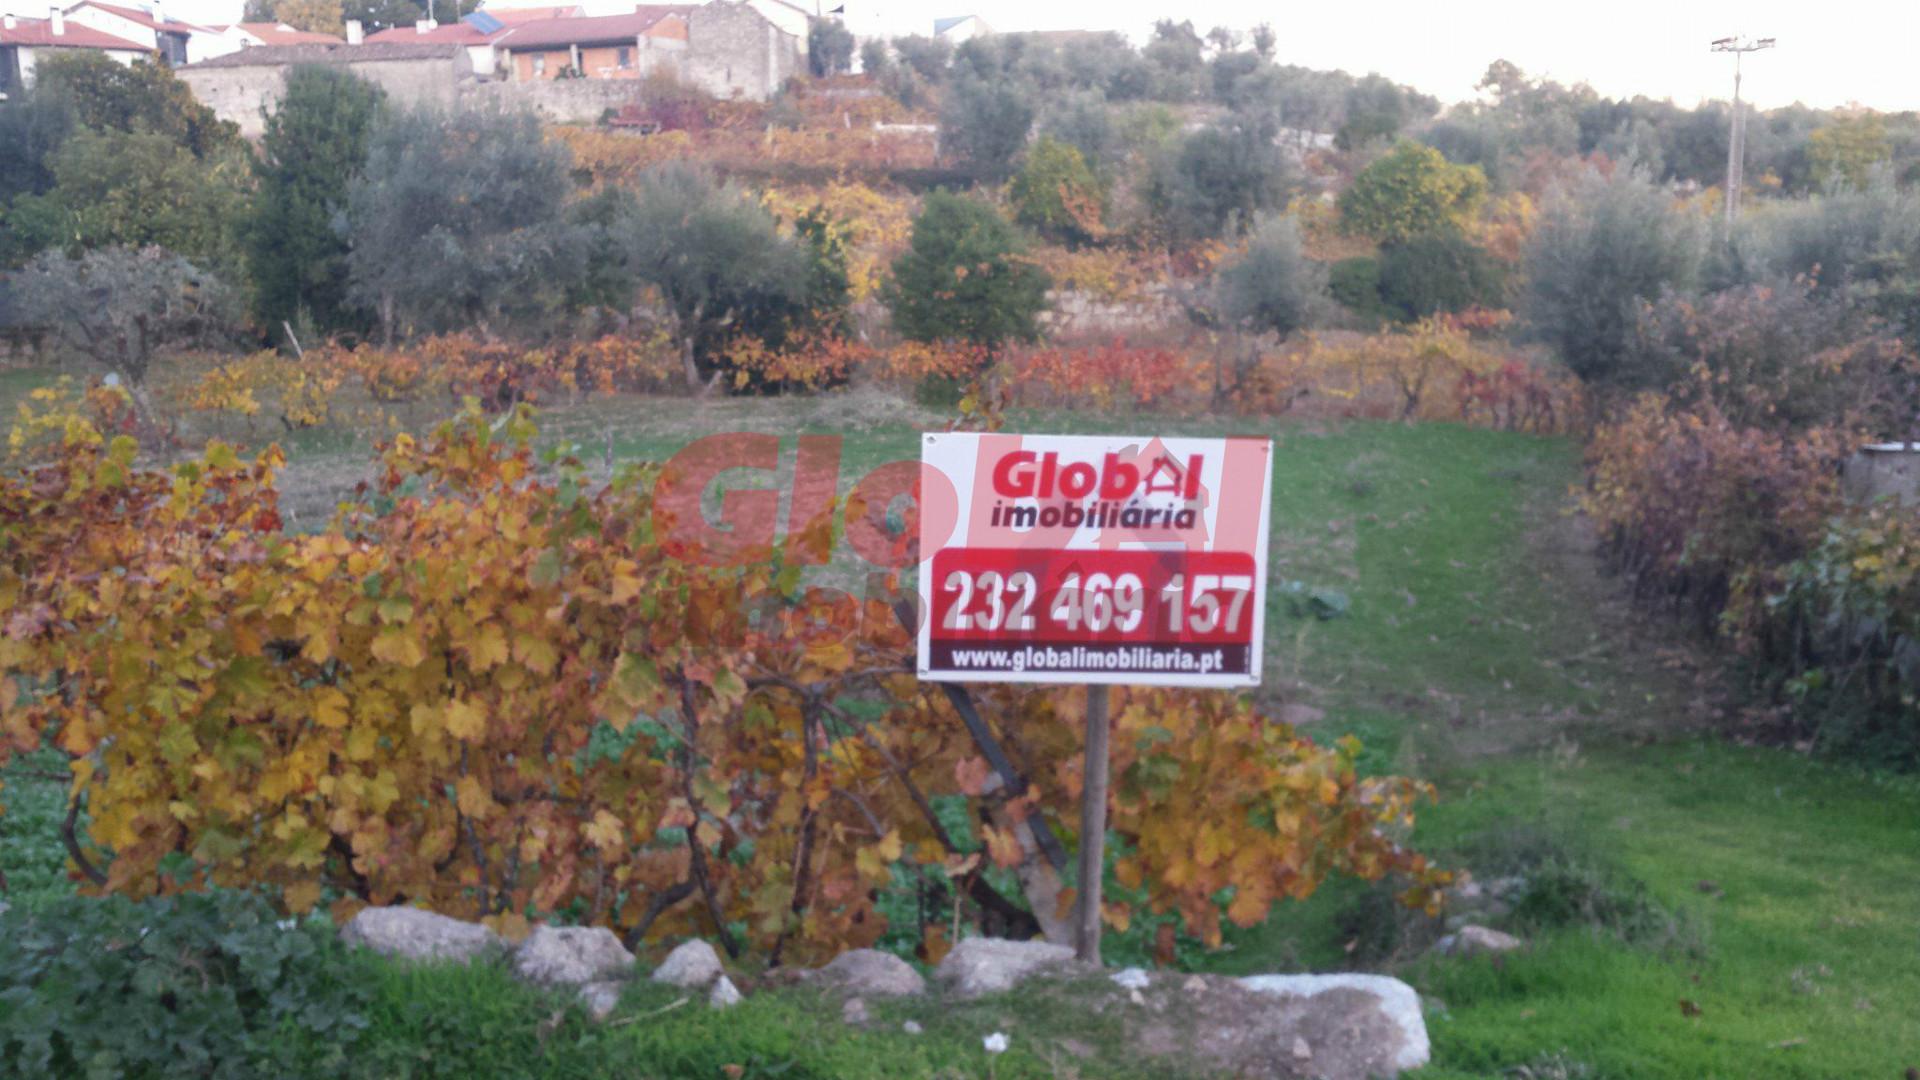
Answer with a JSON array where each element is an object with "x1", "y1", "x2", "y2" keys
[
  {"x1": 179, "y1": 52, "x2": 473, "y2": 138},
  {"x1": 684, "y1": 1, "x2": 799, "y2": 102}
]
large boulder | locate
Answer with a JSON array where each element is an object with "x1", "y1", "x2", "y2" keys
[
  {"x1": 650, "y1": 939, "x2": 725, "y2": 988},
  {"x1": 815, "y1": 948, "x2": 926, "y2": 998},
  {"x1": 933, "y1": 937, "x2": 1077, "y2": 998},
  {"x1": 340, "y1": 906, "x2": 503, "y2": 964},
  {"x1": 1239, "y1": 973, "x2": 1430, "y2": 1077},
  {"x1": 512, "y1": 925, "x2": 635, "y2": 987}
]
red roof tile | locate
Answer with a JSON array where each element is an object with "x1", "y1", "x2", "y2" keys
[
  {"x1": 0, "y1": 16, "x2": 149, "y2": 49},
  {"x1": 483, "y1": 6, "x2": 584, "y2": 24},
  {"x1": 234, "y1": 21, "x2": 344, "y2": 45},
  {"x1": 497, "y1": 8, "x2": 688, "y2": 50}
]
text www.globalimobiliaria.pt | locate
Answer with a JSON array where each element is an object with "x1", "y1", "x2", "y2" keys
[{"x1": 934, "y1": 643, "x2": 1240, "y2": 675}]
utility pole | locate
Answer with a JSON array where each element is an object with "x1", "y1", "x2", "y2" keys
[{"x1": 1711, "y1": 34, "x2": 1775, "y2": 224}]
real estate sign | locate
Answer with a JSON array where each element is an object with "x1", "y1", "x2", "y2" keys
[{"x1": 916, "y1": 433, "x2": 1274, "y2": 687}]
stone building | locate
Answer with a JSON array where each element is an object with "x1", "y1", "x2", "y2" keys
[
  {"x1": 176, "y1": 42, "x2": 473, "y2": 138},
  {"x1": 683, "y1": 0, "x2": 800, "y2": 101}
]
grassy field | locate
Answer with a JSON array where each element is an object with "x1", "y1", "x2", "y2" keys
[{"x1": 2, "y1": 380, "x2": 1917, "y2": 1077}]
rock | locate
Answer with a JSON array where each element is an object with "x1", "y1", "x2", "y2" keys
[
  {"x1": 933, "y1": 937, "x2": 1077, "y2": 998},
  {"x1": 1239, "y1": 973, "x2": 1430, "y2": 1077},
  {"x1": 841, "y1": 997, "x2": 869, "y2": 1025},
  {"x1": 1277, "y1": 703, "x2": 1326, "y2": 726},
  {"x1": 512, "y1": 925, "x2": 635, "y2": 987},
  {"x1": 1129, "y1": 988, "x2": 1146, "y2": 1006},
  {"x1": 340, "y1": 906, "x2": 503, "y2": 964},
  {"x1": 1182, "y1": 974, "x2": 1207, "y2": 994},
  {"x1": 901, "y1": 1020, "x2": 923, "y2": 1035},
  {"x1": 1293, "y1": 1036, "x2": 1313, "y2": 1061},
  {"x1": 578, "y1": 980, "x2": 624, "y2": 1021},
  {"x1": 709, "y1": 975, "x2": 742, "y2": 1009},
  {"x1": 1437, "y1": 925, "x2": 1524, "y2": 957},
  {"x1": 650, "y1": 939, "x2": 724, "y2": 988},
  {"x1": 815, "y1": 948, "x2": 926, "y2": 998},
  {"x1": 1110, "y1": 966, "x2": 1151, "y2": 990}
]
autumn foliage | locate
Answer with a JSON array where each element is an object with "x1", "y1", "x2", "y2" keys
[{"x1": 1, "y1": 409, "x2": 1448, "y2": 961}]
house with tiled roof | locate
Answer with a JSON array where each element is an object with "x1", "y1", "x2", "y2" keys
[
  {"x1": 61, "y1": 1, "x2": 227, "y2": 64},
  {"x1": 0, "y1": 10, "x2": 148, "y2": 95},
  {"x1": 495, "y1": 6, "x2": 688, "y2": 82},
  {"x1": 362, "y1": 9, "x2": 569, "y2": 77}
]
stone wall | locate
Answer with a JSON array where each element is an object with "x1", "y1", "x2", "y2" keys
[
  {"x1": 180, "y1": 52, "x2": 473, "y2": 138},
  {"x1": 464, "y1": 75, "x2": 652, "y2": 123},
  {"x1": 1038, "y1": 286, "x2": 1185, "y2": 339}
]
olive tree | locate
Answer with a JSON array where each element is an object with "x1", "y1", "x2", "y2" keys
[
  {"x1": 344, "y1": 103, "x2": 581, "y2": 340},
  {"x1": 1520, "y1": 167, "x2": 1703, "y2": 384},
  {"x1": 609, "y1": 163, "x2": 811, "y2": 391},
  {"x1": 9, "y1": 245, "x2": 238, "y2": 427},
  {"x1": 1213, "y1": 215, "x2": 1326, "y2": 339}
]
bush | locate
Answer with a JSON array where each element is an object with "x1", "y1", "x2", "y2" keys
[
  {"x1": 1624, "y1": 279, "x2": 1917, "y2": 431},
  {"x1": 9, "y1": 245, "x2": 239, "y2": 428},
  {"x1": 1376, "y1": 230, "x2": 1506, "y2": 321},
  {"x1": 0, "y1": 410, "x2": 1448, "y2": 964},
  {"x1": 0, "y1": 891, "x2": 373, "y2": 1079},
  {"x1": 1338, "y1": 140, "x2": 1487, "y2": 244},
  {"x1": 1328, "y1": 256, "x2": 1391, "y2": 321},
  {"x1": 1213, "y1": 215, "x2": 1326, "y2": 339},
  {"x1": 1008, "y1": 136, "x2": 1106, "y2": 245},
  {"x1": 608, "y1": 163, "x2": 817, "y2": 389},
  {"x1": 1520, "y1": 167, "x2": 1703, "y2": 386},
  {"x1": 939, "y1": 75, "x2": 1034, "y2": 181},
  {"x1": 1580, "y1": 394, "x2": 1850, "y2": 632},
  {"x1": 1759, "y1": 504, "x2": 1920, "y2": 765},
  {"x1": 1145, "y1": 119, "x2": 1295, "y2": 244},
  {"x1": 885, "y1": 191, "x2": 1050, "y2": 349},
  {"x1": 344, "y1": 102, "x2": 582, "y2": 339},
  {"x1": 248, "y1": 64, "x2": 386, "y2": 339}
]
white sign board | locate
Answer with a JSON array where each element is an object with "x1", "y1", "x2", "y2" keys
[{"x1": 916, "y1": 432, "x2": 1274, "y2": 687}]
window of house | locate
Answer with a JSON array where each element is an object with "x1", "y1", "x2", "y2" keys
[
  {"x1": 532, "y1": 54, "x2": 545, "y2": 76},
  {"x1": 617, "y1": 46, "x2": 630, "y2": 69}
]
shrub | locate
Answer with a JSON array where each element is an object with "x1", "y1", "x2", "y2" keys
[
  {"x1": 1375, "y1": 230, "x2": 1506, "y2": 321},
  {"x1": 1580, "y1": 394, "x2": 1849, "y2": 631},
  {"x1": 608, "y1": 163, "x2": 818, "y2": 389},
  {"x1": 1008, "y1": 136, "x2": 1106, "y2": 246},
  {"x1": 0, "y1": 891, "x2": 373, "y2": 1079},
  {"x1": 0, "y1": 410, "x2": 1449, "y2": 964},
  {"x1": 1213, "y1": 215, "x2": 1327, "y2": 339},
  {"x1": 1338, "y1": 140, "x2": 1488, "y2": 244},
  {"x1": 1625, "y1": 279, "x2": 1917, "y2": 431},
  {"x1": 1757, "y1": 504, "x2": 1920, "y2": 765},
  {"x1": 885, "y1": 191, "x2": 1051, "y2": 349},
  {"x1": 248, "y1": 64, "x2": 386, "y2": 339},
  {"x1": 1327, "y1": 256, "x2": 1390, "y2": 321},
  {"x1": 8, "y1": 245, "x2": 239, "y2": 429},
  {"x1": 1520, "y1": 167, "x2": 1703, "y2": 385},
  {"x1": 939, "y1": 75, "x2": 1034, "y2": 181},
  {"x1": 3, "y1": 128, "x2": 249, "y2": 269},
  {"x1": 344, "y1": 103, "x2": 582, "y2": 339}
]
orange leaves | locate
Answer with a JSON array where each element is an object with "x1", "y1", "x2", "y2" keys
[{"x1": 1, "y1": 404, "x2": 1448, "y2": 965}]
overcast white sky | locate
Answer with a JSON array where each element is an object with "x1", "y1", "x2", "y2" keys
[{"x1": 23, "y1": 0, "x2": 1918, "y2": 111}]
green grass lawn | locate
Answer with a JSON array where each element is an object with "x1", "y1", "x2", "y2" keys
[{"x1": 3, "y1": 388, "x2": 1917, "y2": 1077}]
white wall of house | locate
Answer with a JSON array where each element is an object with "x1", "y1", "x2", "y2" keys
[
  {"x1": 13, "y1": 42, "x2": 145, "y2": 88},
  {"x1": 62, "y1": 5, "x2": 156, "y2": 49}
]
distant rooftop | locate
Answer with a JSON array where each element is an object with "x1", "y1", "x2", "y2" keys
[
  {"x1": 184, "y1": 40, "x2": 465, "y2": 66},
  {"x1": 0, "y1": 15, "x2": 147, "y2": 49},
  {"x1": 496, "y1": 7, "x2": 688, "y2": 50},
  {"x1": 234, "y1": 21, "x2": 344, "y2": 45}
]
